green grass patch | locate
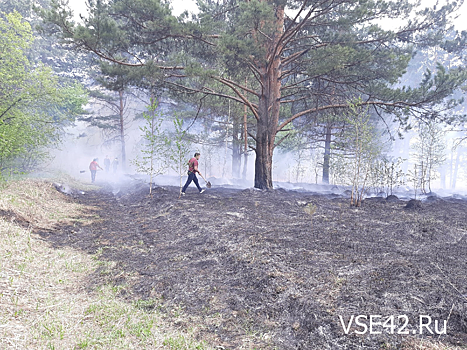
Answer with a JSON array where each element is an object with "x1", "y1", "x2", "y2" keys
[{"x1": 0, "y1": 179, "x2": 214, "y2": 350}]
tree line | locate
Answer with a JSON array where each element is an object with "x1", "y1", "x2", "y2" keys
[
  {"x1": 0, "y1": 0, "x2": 87, "y2": 179},
  {"x1": 1, "y1": 0, "x2": 466, "y2": 193}
]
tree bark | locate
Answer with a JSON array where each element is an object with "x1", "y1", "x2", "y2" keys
[
  {"x1": 254, "y1": 69, "x2": 280, "y2": 189},
  {"x1": 451, "y1": 150, "x2": 461, "y2": 190},
  {"x1": 242, "y1": 103, "x2": 248, "y2": 180},
  {"x1": 119, "y1": 90, "x2": 126, "y2": 170},
  {"x1": 322, "y1": 126, "x2": 332, "y2": 184},
  {"x1": 242, "y1": 152, "x2": 248, "y2": 180},
  {"x1": 232, "y1": 116, "x2": 241, "y2": 178},
  {"x1": 254, "y1": 115, "x2": 274, "y2": 189},
  {"x1": 253, "y1": 4, "x2": 284, "y2": 189}
]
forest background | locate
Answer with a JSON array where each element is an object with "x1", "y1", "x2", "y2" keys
[{"x1": 1, "y1": 0, "x2": 467, "y2": 198}]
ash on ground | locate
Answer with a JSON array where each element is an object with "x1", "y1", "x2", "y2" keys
[{"x1": 40, "y1": 182, "x2": 467, "y2": 349}]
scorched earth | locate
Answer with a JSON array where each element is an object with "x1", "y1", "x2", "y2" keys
[{"x1": 40, "y1": 181, "x2": 467, "y2": 349}]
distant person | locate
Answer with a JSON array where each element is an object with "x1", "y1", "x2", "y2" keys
[
  {"x1": 89, "y1": 158, "x2": 103, "y2": 183},
  {"x1": 112, "y1": 157, "x2": 119, "y2": 173},
  {"x1": 181, "y1": 153, "x2": 205, "y2": 195},
  {"x1": 104, "y1": 155, "x2": 111, "y2": 172}
]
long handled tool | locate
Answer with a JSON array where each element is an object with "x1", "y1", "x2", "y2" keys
[
  {"x1": 199, "y1": 173, "x2": 211, "y2": 188},
  {"x1": 80, "y1": 168, "x2": 102, "y2": 173}
]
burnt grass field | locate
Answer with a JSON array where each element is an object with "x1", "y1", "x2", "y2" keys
[{"x1": 39, "y1": 181, "x2": 467, "y2": 349}]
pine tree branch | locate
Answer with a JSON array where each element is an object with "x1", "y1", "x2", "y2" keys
[
  {"x1": 217, "y1": 77, "x2": 260, "y2": 97},
  {"x1": 166, "y1": 81, "x2": 256, "y2": 109},
  {"x1": 212, "y1": 77, "x2": 260, "y2": 120},
  {"x1": 276, "y1": 100, "x2": 426, "y2": 133}
]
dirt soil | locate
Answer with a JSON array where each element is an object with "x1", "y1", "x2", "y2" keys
[{"x1": 37, "y1": 181, "x2": 467, "y2": 349}]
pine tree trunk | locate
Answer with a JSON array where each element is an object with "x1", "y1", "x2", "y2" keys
[
  {"x1": 254, "y1": 115, "x2": 274, "y2": 189},
  {"x1": 242, "y1": 152, "x2": 248, "y2": 180},
  {"x1": 254, "y1": 67, "x2": 281, "y2": 189},
  {"x1": 440, "y1": 163, "x2": 447, "y2": 189},
  {"x1": 322, "y1": 126, "x2": 332, "y2": 184},
  {"x1": 242, "y1": 102, "x2": 248, "y2": 180},
  {"x1": 232, "y1": 117, "x2": 241, "y2": 178},
  {"x1": 451, "y1": 151, "x2": 461, "y2": 189},
  {"x1": 449, "y1": 148, "x2": 454, "y2": 188},
  {"x1": 252, "y1": 5, "x2": 284, "y2": 190},
  {"x1": 119, "y1": 90, "x2": 126, "y2": 170}
]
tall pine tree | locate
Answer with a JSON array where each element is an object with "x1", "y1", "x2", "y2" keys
[{"x1": 41, "y1": 0, "x2": 467, "y2": 188}]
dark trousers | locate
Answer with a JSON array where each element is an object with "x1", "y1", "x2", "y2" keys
[
  {"x1": 182, "y1": 172, "x2": 202, "y2": 193},
  {"x1": 90, "y1": 170, "x2": 97, "y2": 182}
]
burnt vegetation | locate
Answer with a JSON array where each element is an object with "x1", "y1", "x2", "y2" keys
[{"x1": 39, "y1": 181, "x2": 467, "y2": 349}]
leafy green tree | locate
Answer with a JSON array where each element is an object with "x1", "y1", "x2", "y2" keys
[
  {"x1": 0, "y1": 12, "x2": 87, "y2": 177},
  {"x1": 164, "y1": 117, "x2": 191, "y2": 196},
  {"x1": 369, "y1": 157, "x2": 405, "y2": 197},
  {"x1": 41, "y1": 0, "x2": 467, "y2": 189},
  {"x1": 0, "y1": 0, "x2": 93, "y2": 83},
  {"x1": 411, "y1": 120, "x2": 447, "y2": 193},
  {"x1": 132, "y1": 100, "x2": 165, "y2": 195},
  {"x1": 333, "y1": 100, "x2": 383, "y2": 206},
  {"x1": 407, "y1": 164, "x2": 421, "y2": 200}
]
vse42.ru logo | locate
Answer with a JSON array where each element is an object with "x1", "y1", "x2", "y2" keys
[{"x1": 339, "y1": 315, "x2": 447, "y2": 335}]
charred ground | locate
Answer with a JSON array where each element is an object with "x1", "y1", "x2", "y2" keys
[{"x1": 38, "y1": 182, "x2": 467, "y2": 349}]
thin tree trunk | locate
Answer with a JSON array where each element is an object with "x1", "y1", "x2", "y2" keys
[
  {"x1": 149, "y1": 93, "x2": 156, "y2": 196},
  {"x1": 242, "y1": 103, "x2": 248, "y2": 180},
  {"x1": 451, "y1": 151, "x2": 461, "y2": 189},
  {"x1": 295, "y1": 150, "x2": 302, "y2": 183},
  {"x1": 242, "y1": 152, "x2": 248, "y2": 180},
  {"x1": 421, "y1": 160, "x2": 426, "y2": 194},
  {"x1": 119, "y1": 90, "x2": 126, "y2": 170},
  {"x1": 449, "y1": 147, "x2": 454, "y2": 188},
  {"x1": 440, "y1": 163, "x2": 447, "y2": 189},
  {"x1": 322, "y1": 126, "x2": 332, "y2": 184},
  {"x1": 351, "y1": 124, "x2": 361, "y2": 206},
  {"x1": 232, "y1": 116, "x2": 241, "y2": 178}
]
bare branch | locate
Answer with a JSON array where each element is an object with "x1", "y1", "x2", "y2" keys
[
  {"x1": 247, "y1": 131, "x2": 258, "y2": 143},
  {"x1": 218, "y1": 77, "x2": 260, "y2": 97},
  {"x1": 212, "y1": 77, "x2": 260, "y2": 120}
]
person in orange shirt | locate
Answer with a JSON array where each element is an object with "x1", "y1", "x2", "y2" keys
[{"x1": 89, "y1": 158, "x2": 103, "y2": 183}]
